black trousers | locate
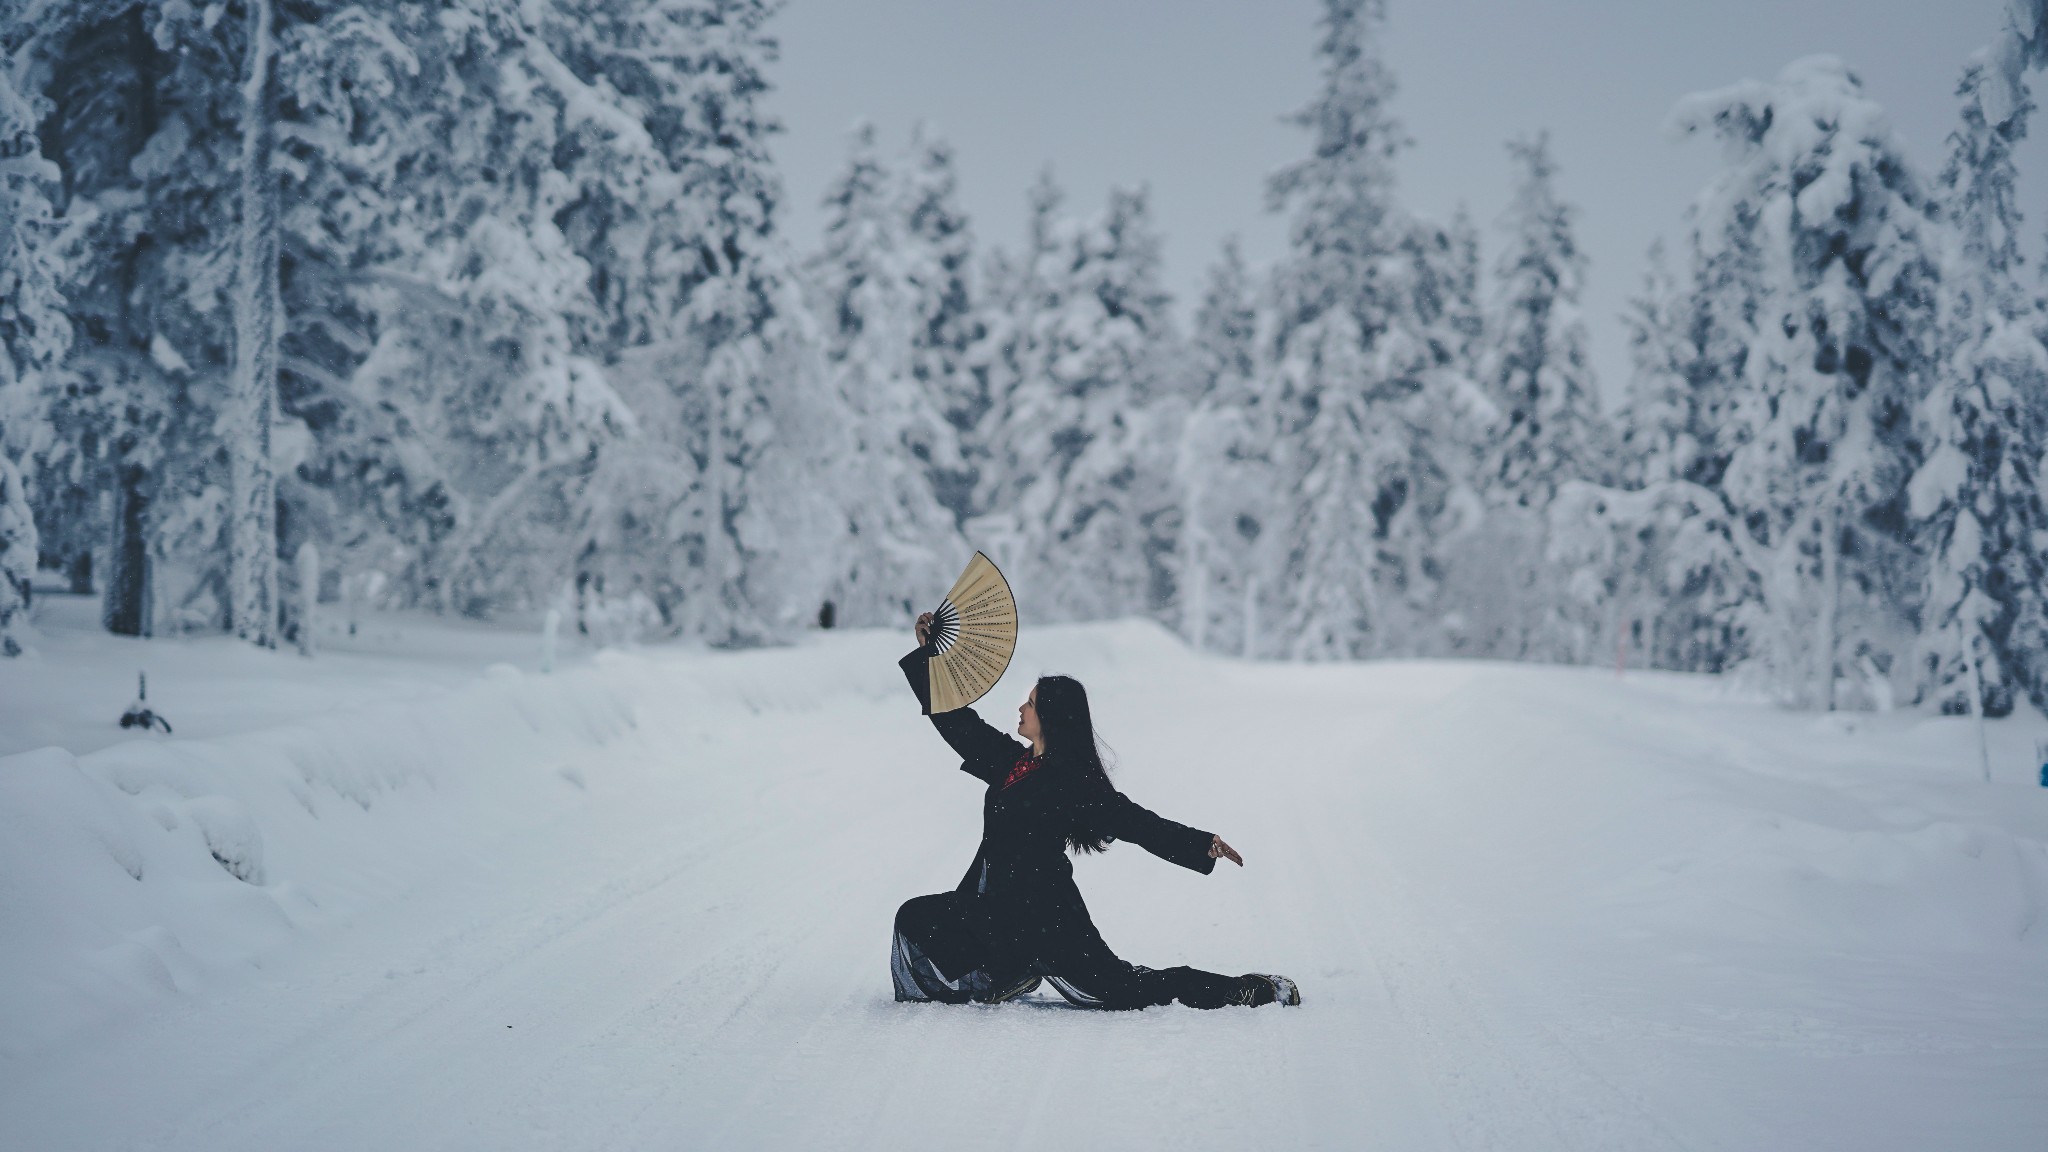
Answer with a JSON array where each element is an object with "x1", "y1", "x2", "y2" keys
[{"x1": 891, "y1": 891, "x2": 1246, "y2": 1010}]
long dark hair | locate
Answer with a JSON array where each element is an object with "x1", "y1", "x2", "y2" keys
[{"x1": 1034, "y1": 674, "x2": 1117, "y2": 853}]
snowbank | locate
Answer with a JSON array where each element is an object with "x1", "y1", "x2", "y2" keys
[
  {"x1": 0, "y1": 650, "x2": 655, "y2": 1053},
  {"x1": 0, "y1": 616, "x2": 1172, "y2": 1054}
]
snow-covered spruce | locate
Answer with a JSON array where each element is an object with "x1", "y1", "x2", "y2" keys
[
  {"x1": 969, "y1": 175, "x2": 1181, "y2": 624},
  {"x1": 1177, "y1": 238, "x2": 1273, "y2": 655},
  {"x1": 807, "y1": 121, "x2": 966, "y2": 626},
  {"x1": 0, "y1": 62, "x2": 66, "y2": 657},
  {"x1": 1453, "y1": 134, "x2": 1613, "y2": 663},
  {"x1": 1264, "y1": 0, "x2": 1492, "y2": 660},
  {"x1": 1912, "y1": 59, "x2": 2048, "y2": 717},
  {"x1": 1663, "y1": 57, "x2": 1944, "y2": 709},
  {"x1": 898, "y1": 125, "x2": 984, "y2": 521},
  {"x1": 1477, "y1": 133, "x2": 1608, "y2": 510}
]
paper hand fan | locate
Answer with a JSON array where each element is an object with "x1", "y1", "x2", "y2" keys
[{"x1": 926, "y1": 551, "x2": 1018, "y2": 714}]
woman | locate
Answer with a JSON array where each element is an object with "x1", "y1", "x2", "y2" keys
[{"x1": 892, "y1": 612, "x2": 1301, "y2": 1010}]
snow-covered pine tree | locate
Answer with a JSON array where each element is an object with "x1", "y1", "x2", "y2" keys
[
  {"x1": 1264, "y1": 0, "x2": 1488, "y2": 659},
  {"x1": 1585, "y1": 239, "x2": 1759, "y2": 672},
  {"x1": 0, "y1": 53, "x2": 69, "y2": 449},
  {"x1": 1265, "y1": 0, "x2": 1404, "y2": 660},
  {"x1": 19, "y1": 1, "x2": 256, "y2": 637},
  {"x1": 279, "y1": 1, "x2": 628, "y2": 621},
  {"x1": 971, "y1": 178, "x2": 1178, "y2": 621},
  {"x1": 558, "y1": 0, "x2": 843, "y2": 642},
  {"x1": 42, "y1": 0, "x2": 320, "y2": 646},
  {"x1": 1405, "y1": 209, "x2": 1495, "y2": 508},
  {"x1": 280, "y1": 0, "x2": 774, "y2": 635},
  {"x1": 268, "y1": 0, "x2": 426, "y2": 628},
  {"x1": 1668, "y1": 57, "x2": 1944, "y2": 708},
  {"x1": 957, "y1": 246, "x2": 1018, "y2": 523},
  {"x1": 1546, "y1": 476, "x2": 1763, "y2": 675},
  {"x1": 964, "y1": 175, "x2": 1056, "y2": 606},
  {"x1": 1479, "y1": 134, "x2": 1606, "y2": 506},
  {"x1": 899, "y1": 125, "x2": 981, "y2": 520},
  {"x1": 411, "y1": 0, "x2": 718, "y2": 628},
  {"x1": 10, "y1": 1, "x2": 365, "y2": 645},
  {"x1": 1463, "y1": 135, "x2": 1610, "y2": 661},
  {"x1": 1438, "y1": 206, "x2": 1485, "y2": 379},
  {"x1": 1088, "y1": 184, "x2": 1187, "y2": 619},
  {"x1": 807, "y1": 121, "x2": 963, "y2": 625},
  {"x1": 538, "y1": 0, "x2": 711, "y2": 354},
  {"x1": 1598, "y1": 106, "x2": 1787, "y2": 677},
  {"x1": 1911, "y1": 60, "x2": 2048, "y2": 716},
  {"x1": 1404, "y1": 203, "x2": 1517, "y2": 658},
  {"x1": 1177, "y1": 238, "x2": 1270, "y2": 652},
  {"x1": 0, "y1": 56, "x2": 68, "y2": 653},
  {"x1": 1553, "y1": 236, "x2": 1781, "y2": 676},
  {"x1": 19, "y1": 0, "x2": 849, "y2": 642},
  {"x1": 970, "y1": 168, "x2": 1063, "y2": 533},
  {"x1": 1615, "y1": 241, "x2": 1697, "y2": 490}
]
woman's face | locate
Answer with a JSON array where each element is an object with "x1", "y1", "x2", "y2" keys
[{"x1": 1017, "y1": 686, "x2": 1041, "y2": 745}]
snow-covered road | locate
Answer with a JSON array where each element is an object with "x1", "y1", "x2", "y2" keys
[{"x1": 5, "y1": 623, "x2": 2046, "y2": 1149}]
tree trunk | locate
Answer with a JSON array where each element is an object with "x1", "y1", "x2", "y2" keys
[
  {"x1": 1175, "y1": 415, "x2": 1208, "y2": 651},
  {"x1": 1241, "y1": 574, "x2": 1258, "y2": 658},
  {"x1": 1961, "y1": 619, "x2": 1992, "y2": 783},
  {"x1": 227, "y1": 0, "x2": 279, "y2": 647},
  {"x1": 101, "y1": 464, "x2": 151, "y2": 637},
  {"x1": 1815, "y1": 508, "x2": 1838, "y2": 711},
  {"x1": 294, "y1": 541, "x2": 318, "y2": 656}
]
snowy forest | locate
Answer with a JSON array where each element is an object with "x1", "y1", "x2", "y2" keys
[{"x1": 2, "y1": 0, "x2": 2046, "y2": 717}]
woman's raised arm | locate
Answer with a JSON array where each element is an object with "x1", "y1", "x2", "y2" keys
[{"x1": 901, "y1": 613, "x2": 1026, "y2": 784}]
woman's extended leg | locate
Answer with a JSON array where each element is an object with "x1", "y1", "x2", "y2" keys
[
  {"x1": 1044, "y1": 963, "x2": 1247, "y2": 1009},
  {"x1": 1038, "y1": 919, "x2": 1289, "y2": 1009}
]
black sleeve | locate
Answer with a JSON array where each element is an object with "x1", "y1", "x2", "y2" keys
[
  {"x1": 1108, "y1": 791, "x2": 1218, "y2": 875},
  {"x1": 900, "y1": 646, "x2": 1027, "y2": 786}
]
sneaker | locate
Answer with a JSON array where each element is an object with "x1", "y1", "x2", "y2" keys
[{"x1": 1235, "y1": 973, "x2": 1302, "y2": 1007}]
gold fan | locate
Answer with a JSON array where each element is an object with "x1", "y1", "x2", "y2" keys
[{"x1": 926, "y1": 551, "x2": 1018, "y2": 714}]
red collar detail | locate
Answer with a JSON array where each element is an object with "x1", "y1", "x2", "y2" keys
[{"x1": 1001, "y1": 751, "x2": 1040, "y2": 789}]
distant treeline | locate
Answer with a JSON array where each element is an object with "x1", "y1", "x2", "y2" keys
[{"x1": 1, "y1": 0, "x2": 2045, "y2": 714}]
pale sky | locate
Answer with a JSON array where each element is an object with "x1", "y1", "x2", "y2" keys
[{"x1": 765, "y1": 1, "x2": 2046, "y2": 407}]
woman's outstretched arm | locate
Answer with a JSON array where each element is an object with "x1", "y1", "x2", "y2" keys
[
  {"x1": 900, "y1": 613, "x2": 1026, "y2": 785},
  {"x1": 1105, "y1": 792, "x2": 1234, "y2": 874}
]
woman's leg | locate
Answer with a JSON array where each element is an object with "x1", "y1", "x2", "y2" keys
[
  {"x1": 1138, "y1": 966, "x2": 1252, "y2": 1009},
  {"x1": 891, "y1": 892, "x2": 986, "y2": 1003},
  {"x1": 1037, "y1": 923, "x2": 1276, "y2": 1010},
  {"x1": 1044, "y1": 963, "x2": 1248, "y2": 1010},
  {"x1": 1027, "y1": 919, "x2": 1226, "y2": 1010}
]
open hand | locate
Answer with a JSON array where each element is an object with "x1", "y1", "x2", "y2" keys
[
  {"x1": 915, "y1": 611, "x2": 934, "y2": 648},
  {"x1": 1209, "y1": 835, "x2": 1243, "y2": 867}
]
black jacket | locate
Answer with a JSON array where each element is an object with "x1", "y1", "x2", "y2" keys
[{"x1": 898, "y1": 647, "x2": 1217, "y2": 972}]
